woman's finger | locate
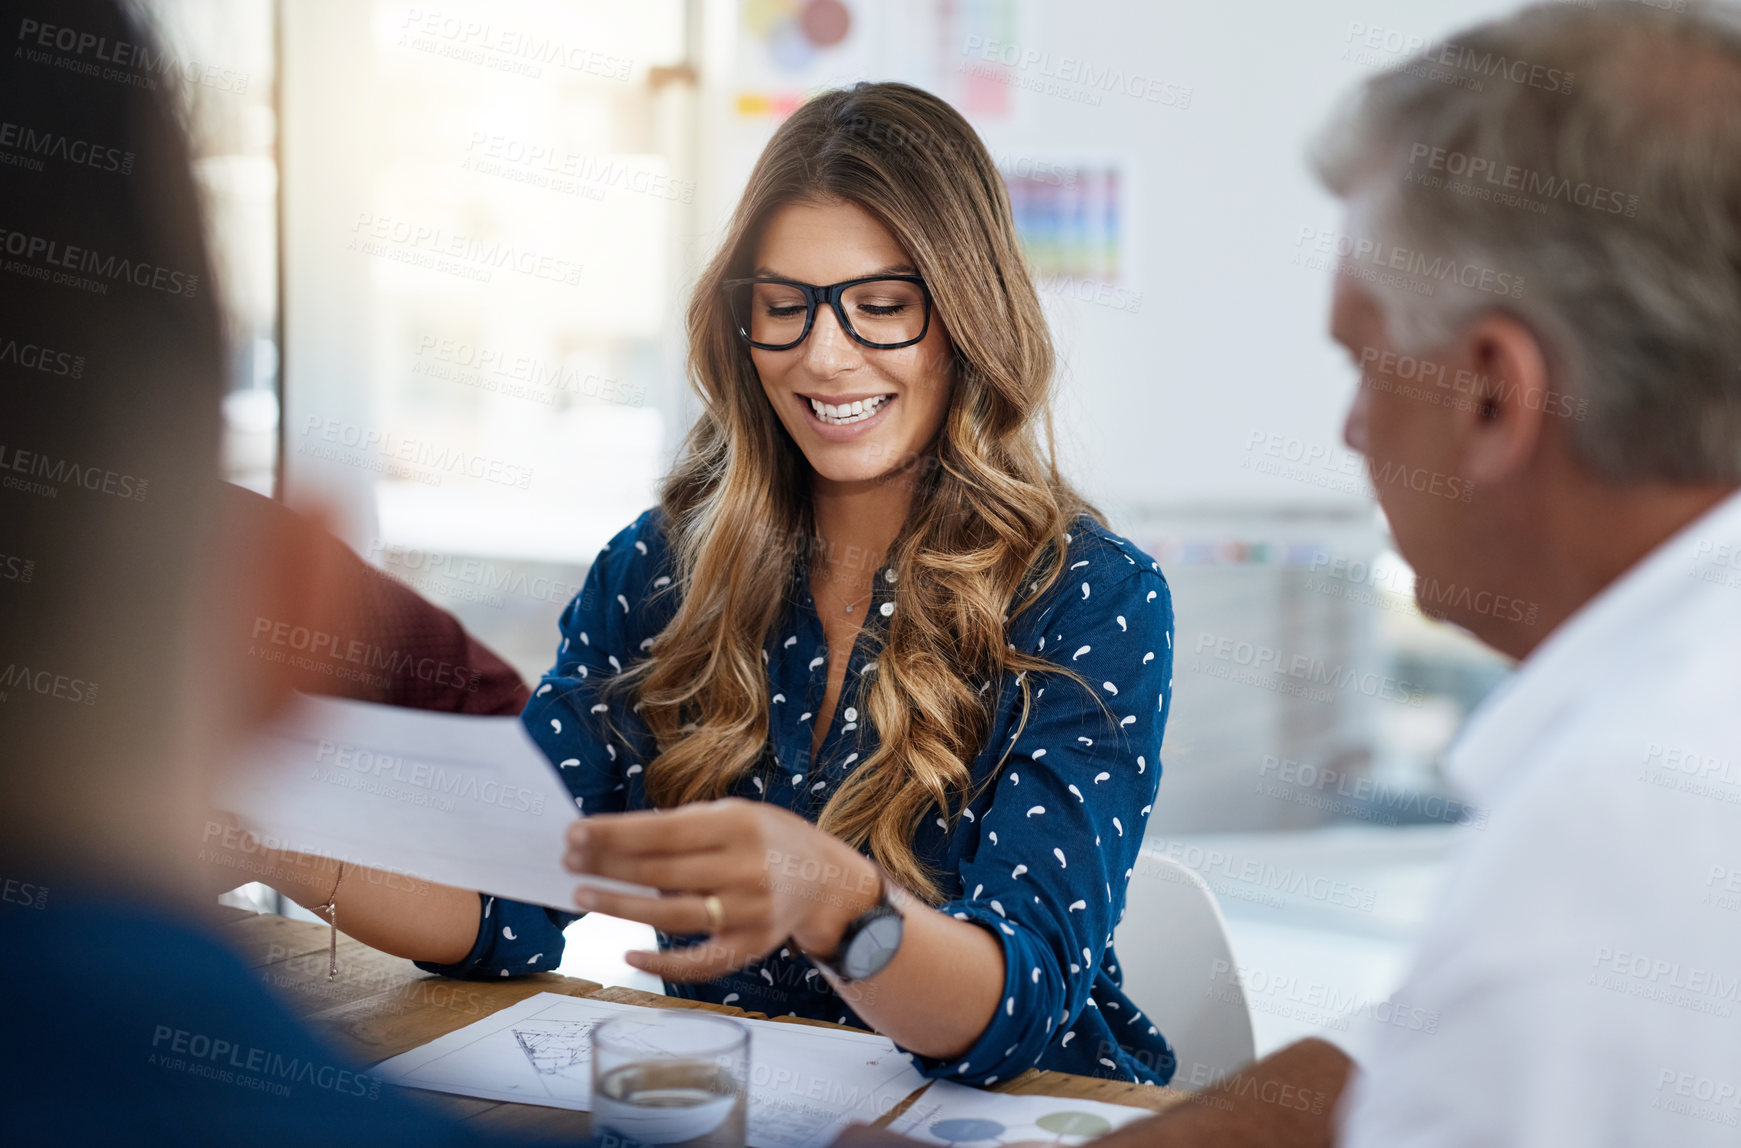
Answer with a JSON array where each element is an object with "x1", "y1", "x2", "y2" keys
[
  {"x1": 566, "y1": 799, "x2": 750, "y2": 857},
  {"x1": 571, "y1": 885, "x2": 715, "y2": 935},
  {"x1": 626, "y1": 933, "x2": 762, "y2": 983},
  {"x1": 565, "y1": 848, "x2": 759, "y2": 892}
]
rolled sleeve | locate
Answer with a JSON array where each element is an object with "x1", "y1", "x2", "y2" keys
[
  {"x1": 907, "y1": 566, "x2": 1174, "y2": 1084},
  {"x1": 412, "y1": 893, "x2": 577, "y2": 979}
]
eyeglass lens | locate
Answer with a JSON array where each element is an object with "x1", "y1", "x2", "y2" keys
[{"x1": 734, "y1": 279, "x2": 927, "y2": 348}]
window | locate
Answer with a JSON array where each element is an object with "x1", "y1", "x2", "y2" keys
[{"x1": 279, "y1": 0, "x2": 693, "y2": 677}]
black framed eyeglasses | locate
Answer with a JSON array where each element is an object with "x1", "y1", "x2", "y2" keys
[{"x1": 722, "y1": 274, "x2": 933, "y2": 351}]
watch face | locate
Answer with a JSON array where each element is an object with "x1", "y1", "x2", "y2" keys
[{"x1": 842, "y1": 910, "x2": 904, "y2": 980}]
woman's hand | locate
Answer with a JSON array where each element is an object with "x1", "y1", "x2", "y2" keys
[{"x1": 562, "y1": 798, "x2": 882, "y2": 982}]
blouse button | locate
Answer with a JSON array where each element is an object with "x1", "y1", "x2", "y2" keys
[
  {"x1": 844, "y1": 706, "x2": 858, "y2": 722},
  {"x1": 879, "y1": 601, "x2": 894, "y2": 617},
  {"x1": 883, "y1": 568, "x2": 897, "y2": 584}
]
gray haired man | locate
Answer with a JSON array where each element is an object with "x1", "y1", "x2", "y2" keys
[{"x1": 1097, "y1": 2, "x2": 1741, "y2": 1145}]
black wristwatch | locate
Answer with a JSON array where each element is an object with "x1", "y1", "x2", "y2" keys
[{"x1": 809, "y1": 869, "x2": 905, "y2": 982}]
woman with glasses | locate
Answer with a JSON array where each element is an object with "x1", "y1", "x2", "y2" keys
[{"x1": 285, "y1": 81, "x2": 1179, "y2": 1088}]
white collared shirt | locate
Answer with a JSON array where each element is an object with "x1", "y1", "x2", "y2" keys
[{"x1": 1336, "y1": 490, "x2": 1741, "y2": 1147}]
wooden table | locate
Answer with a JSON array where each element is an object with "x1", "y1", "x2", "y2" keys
[{"x1": 222, "y1": 907, "x2": 1189, "y2": 1140}]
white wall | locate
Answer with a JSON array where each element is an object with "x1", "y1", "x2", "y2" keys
[{"x1": 699, "y1": 0, "x2": 1535, "y2": 520}]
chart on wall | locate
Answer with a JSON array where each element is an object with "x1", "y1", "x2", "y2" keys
[
  {"x1": 732, "y1": 0, "x2": 1029, "y2": 122},
  {"x1": 727, "y1": 3, "x2": 1134, "y2": 296},
  {"x1": 888, "y1": 1079, "x2": 1154, "y2": 1145},
  {"x1": 1000, "y1": 157, "x2": 1133, "y2": 290}
]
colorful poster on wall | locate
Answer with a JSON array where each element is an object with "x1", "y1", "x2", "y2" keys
[
  {"x1": 734, "y1": 0, "x2": 1025, "y2": 121},
  {"x1": 1002, "y1": 158, "x2": 1131, "y2": 287}
]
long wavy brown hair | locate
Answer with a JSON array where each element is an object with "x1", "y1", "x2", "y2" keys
[{"x1": 599, "y1": 81, "x2": 1119, "y2": 903}]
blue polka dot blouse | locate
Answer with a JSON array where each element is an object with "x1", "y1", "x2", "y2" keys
[{"x1": 415, "y1": 506, "x2": 1178, "y2": 1087}]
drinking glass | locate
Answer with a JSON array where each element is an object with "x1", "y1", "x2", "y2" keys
[{"x1": 590, "y1": 1012, "x2": 749, "y2": 1148}]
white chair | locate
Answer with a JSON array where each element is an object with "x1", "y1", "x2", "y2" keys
[{"x1": 1113, "y1": 847, "x2": 1256, "y2": 1089}]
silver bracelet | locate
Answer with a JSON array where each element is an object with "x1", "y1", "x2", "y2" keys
[{"x1": 312, "y1": 863, "x2": 345, "y2": 981}]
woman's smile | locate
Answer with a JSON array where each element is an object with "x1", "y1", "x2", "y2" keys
[{"x1": 796, "y1": 390, "x2": 899, "y2": 439}]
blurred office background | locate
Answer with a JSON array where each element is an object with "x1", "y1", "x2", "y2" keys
[{"x1": 151, "y1": 0, "x2": 1535, "y2": 1058}]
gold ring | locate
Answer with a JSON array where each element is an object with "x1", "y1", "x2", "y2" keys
[{"x1": 702, "y1": 894, "x2": 725, "y2": 934}]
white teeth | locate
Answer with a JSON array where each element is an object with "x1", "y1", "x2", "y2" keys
[{"x1": 808, "y1": 394, "x2": 892, "y2": 425}]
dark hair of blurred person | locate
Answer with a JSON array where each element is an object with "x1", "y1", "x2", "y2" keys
[{"x1": 0, "y1": 1, "x2": 554, "y2": 1142}]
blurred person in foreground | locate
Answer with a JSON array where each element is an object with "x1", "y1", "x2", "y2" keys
[
  {"x1": 1078, "y1": 2, "x2": 1741, "y2": 1145},
  {"x1": 0, "y1": 0, "x2": 559, "y2": 1141}
]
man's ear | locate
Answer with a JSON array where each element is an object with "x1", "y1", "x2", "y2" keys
[{"x1": 1455, "y1": 312, "x2": 1553, "y2": 486}]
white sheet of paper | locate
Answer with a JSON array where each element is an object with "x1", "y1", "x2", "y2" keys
[
  {"x1": 217, "y1": 693, "x2": 651, "y2": 910},
  {"x1": 887, "y1": 1078, "x2": 1156, "y2": 1143},
  {"x1": 372, "y1": 991, "x2": 929, "y2": 1148}
]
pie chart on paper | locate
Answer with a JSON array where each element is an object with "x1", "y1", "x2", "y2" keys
[{"x1": 893, "y1": 1080, "x2": 1151, "y2": 1144}]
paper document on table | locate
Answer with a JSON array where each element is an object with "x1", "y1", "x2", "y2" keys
[
  {"x1": 373, "y1": 992, "x2": 928, "y2": 1148},
  {"x1": 217, "y1": 693, "x2": 651, "y2": 911},
  {"x1": 888, "y1": 1078, "x2": 1155, "y2": 1143}
]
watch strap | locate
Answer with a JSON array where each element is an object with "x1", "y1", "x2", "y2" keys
[{"x1": 813, "y1": 866, "x2": 905, "y2": 983}]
